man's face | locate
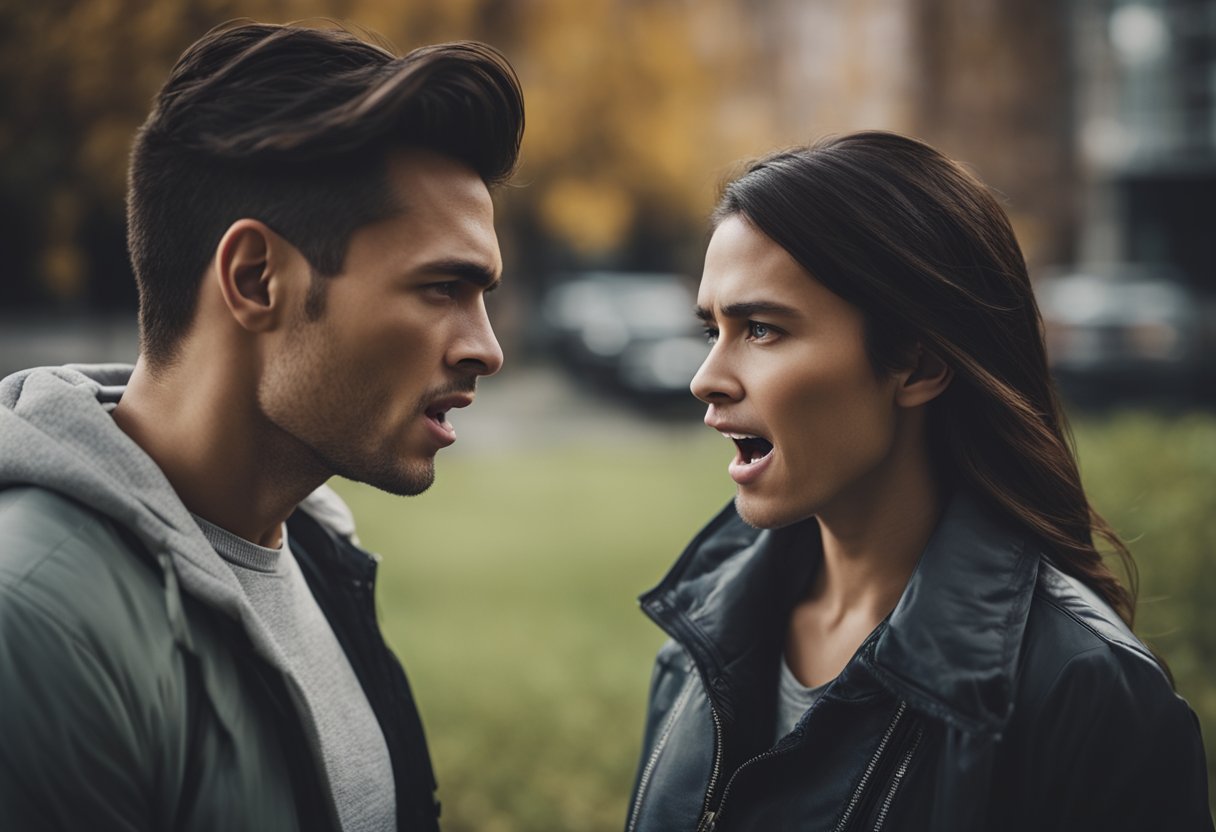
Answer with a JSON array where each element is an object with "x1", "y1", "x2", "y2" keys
[
  {"x1": 260, "y1": 149, "x2": 504, "y2": 495},
  {"x1": 691, "y1": 215, "x2": 903, "y2": 529}
]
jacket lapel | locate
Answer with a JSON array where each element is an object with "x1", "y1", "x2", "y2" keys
[
  {"x1": 865, "y1": 490, "x2": 1039, "y2": 737},
  {"x1": 646, "y1": 491, "x2": 1040, "y2": 738},
  {"x1": 640, "y1": 503, "x2": 820, "y2": 754}
]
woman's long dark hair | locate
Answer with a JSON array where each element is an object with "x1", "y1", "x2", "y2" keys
[{"x1": 715, "y1": 131, "x2": 1137, "y2": 627}]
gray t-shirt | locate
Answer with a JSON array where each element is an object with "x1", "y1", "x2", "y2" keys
[
  {"x1": 194, "y1": 514, "x2": 396, "y2": 832},
  {"x1": 775, "y1": 654, "x2": 830, "y2": 741}
]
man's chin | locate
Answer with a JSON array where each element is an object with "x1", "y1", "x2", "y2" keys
[{"x1": 343, "y1": 458, "x2": 436, "y2": 497}]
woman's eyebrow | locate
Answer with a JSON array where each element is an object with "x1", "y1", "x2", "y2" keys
[{"x1": 696, "y1": 301, "x2": 800, "y2": 321}]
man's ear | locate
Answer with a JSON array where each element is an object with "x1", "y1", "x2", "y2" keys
[
  {"x1": 214, "y1": 219, "x2": 298, "y2": 333},
  {"x1": 894, "y1": 344, "x2": 953, "y2": 408}
]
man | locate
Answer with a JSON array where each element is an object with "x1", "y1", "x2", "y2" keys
[{"x1": 0, "y1": 21, "x2": 523, "y2": 832}]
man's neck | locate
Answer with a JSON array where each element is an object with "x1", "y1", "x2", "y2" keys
[{"x1": 112, "y1": 355, "x2": 327, "y2": 548}]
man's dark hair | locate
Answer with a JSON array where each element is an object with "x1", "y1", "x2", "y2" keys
[{"x1": 127, "y1": 21, "x2": 525, "y2": 367}]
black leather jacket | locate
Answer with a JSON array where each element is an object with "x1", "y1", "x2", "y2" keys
[{"x1": 627, "y1": 491, "x2": 1212, "y2": 832}]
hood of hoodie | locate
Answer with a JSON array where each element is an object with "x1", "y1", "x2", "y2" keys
[{"x1": 0, "y1": 363, "x2": 358, "y2": 673}]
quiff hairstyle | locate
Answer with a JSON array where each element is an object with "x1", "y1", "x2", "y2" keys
[{"x1": 126, "y1": 21, "x2": 524, "y2": 368}]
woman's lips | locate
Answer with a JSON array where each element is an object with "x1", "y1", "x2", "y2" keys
[
  {"x1": 728, "y1": 443, "x2": 774, "y2": 484},
  {"x1": 723, "y1": 432, "x2": 775, "y2": 485}
]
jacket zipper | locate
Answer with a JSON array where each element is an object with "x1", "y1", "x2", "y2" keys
[
  {"x1": 698, "y1": 735, "x2": 803, "y2": 832},
  {"x1": 696, "y1": 681, "x2": 840, "y2": 832},
  {"x1": 695, "y1": 700, "x2": 726, "y2": 832},
  {"x1": 871, "y1": 722, "x2": 924, "y2": 831},
  {"x1": 627, "y1": 675, "x2": 698, "y2": 832},
  {"x1": 832, "y1": 701, "x2": 908, "y2": 832}
]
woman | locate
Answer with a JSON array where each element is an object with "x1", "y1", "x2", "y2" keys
[{"x1": 626, "y1": 132, "x2": 1211, "y2": 832}]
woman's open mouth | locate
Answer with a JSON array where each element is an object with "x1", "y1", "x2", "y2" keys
[{"x1": 726, "y1": 432, "x2": 774, "y2": 484}]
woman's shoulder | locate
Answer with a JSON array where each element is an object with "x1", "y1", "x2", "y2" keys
[
  {"x1": 1013, "y1": 559, "x2": 1194, "y2": 737},
  {"x1": 994, "y1": 560, "x2": 1212, "y2": 827},
  {"x1": 1030, "y1": 560, "x2": 1159, "y2": 669}
]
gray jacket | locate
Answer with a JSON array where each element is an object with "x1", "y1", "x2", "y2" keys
[{"x1": 0, "y1": 365, "x2": 440, "y2": 830}]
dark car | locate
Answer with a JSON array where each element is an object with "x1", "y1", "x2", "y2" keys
[
  {"x1": 1034, "y1": 264, "x2": 1213, "y2": 404},
  {"x1": 540, "y1": 271, "x2": 709, "y2": 400}
]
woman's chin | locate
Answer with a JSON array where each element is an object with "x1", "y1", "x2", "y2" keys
[{"x1": 733, "y1": 493, "x2": 814, "y2": 531}]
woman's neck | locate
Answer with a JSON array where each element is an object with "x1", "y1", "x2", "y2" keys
[{"x1": 785, "y1": 415, "x2": 945, "y2": 687}]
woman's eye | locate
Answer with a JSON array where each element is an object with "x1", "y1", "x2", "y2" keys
[
  {"x1": 703, "y1": 327, "x2": 719, "y2": 345},
  {"x1": 747, "y1": 321, "x2": 772, "y2": 339}
]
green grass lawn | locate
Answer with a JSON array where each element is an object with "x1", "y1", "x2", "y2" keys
[{"x1": 333, "y1": 410, "x2": 1216, "y2": 831}]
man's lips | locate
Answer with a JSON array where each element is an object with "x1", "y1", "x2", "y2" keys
[
  {"x1": 423, "y1": 394, "x2": 474, "y2": 446},
  {"x1": 425, "y1": 393, "x2": 474, "y2": 422}
]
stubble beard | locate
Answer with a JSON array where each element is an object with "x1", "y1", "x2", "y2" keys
[
  {"x1": 258, "y1": 326, "x2": 439, "y2": 499},
  {"x1": 262, "y1": 397, "x2": 439, "y2": 497},
  {"x1": 263, "y1": 375, "x2": 439, "y2": 497},
  {"x1": 331, "y1": 449, "x2": 436, "y2": 497}
]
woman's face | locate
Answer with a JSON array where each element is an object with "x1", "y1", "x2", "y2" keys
[{"x1": 692, "y1": 215, "x2": 907, "y2": 529}]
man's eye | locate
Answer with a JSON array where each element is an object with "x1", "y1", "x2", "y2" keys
[
  {"x1": 430, "y1": 281, "x2": 460, "y2": 298},
  {"x1": 703, "y1": 327, "x2": 719, "y2": 345},
  {"x1": 747, "y1": 321, "x2": 772, "y2": 339}
]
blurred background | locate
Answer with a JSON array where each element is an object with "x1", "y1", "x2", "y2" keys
[{"x1": 1, "y1": 0, "x2": 1213, "y2": 827}]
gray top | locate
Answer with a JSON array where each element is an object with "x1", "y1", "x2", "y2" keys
[
  {"x1": 195, "y1": 514, "x2": 396, "y2": 832},
  {"x1": 775, "y1": 654, "x2": 830, "y2": 741}
]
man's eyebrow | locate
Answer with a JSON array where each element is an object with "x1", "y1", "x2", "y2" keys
[
  {"x1": 695, "y1": 301, "x2": 801, "y2": 321},
  {"x1": 420, "y1": 259, "x2": 502, "y2": 292}
]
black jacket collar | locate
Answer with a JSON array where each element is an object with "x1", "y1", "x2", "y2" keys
[{"x1": 640, "y1": 490, "x2": 1039, "y2": 738}]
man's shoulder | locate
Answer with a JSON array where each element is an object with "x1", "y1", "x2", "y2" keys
[
  {"x1": 0, "y1": 486, "x2": 127, "y2": 575},
  {"x1": 0, "y1": 486, "x2": 166, "y2": 641}
]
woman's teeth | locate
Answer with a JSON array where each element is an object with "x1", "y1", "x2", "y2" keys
[{"x1": 727, "y1": 433, "x2": 774, "y2": 462}]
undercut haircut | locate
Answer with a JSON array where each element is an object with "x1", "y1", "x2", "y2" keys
[{"x1": 126, "y1": 21, "x2": 524, "y2": 368}]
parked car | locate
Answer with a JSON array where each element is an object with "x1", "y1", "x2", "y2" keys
[
  {"x1": 1034, "y1": 263, "x2": 1212, "y2": 404},
  {"x1": 540, "y1": 271, "x2": 709, "y2": 400}
]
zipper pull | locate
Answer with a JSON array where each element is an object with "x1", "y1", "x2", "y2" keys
[{"x1": 697, "y1": 809, "x2": 717, "y2": 832}]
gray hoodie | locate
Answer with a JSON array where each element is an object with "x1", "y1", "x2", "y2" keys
[
  {"x1": 0, "y1": 363, "x2": 382, "y2": 829},
  {"x1": 0, "y1": 363, "x2": 356, "y2": 670}
]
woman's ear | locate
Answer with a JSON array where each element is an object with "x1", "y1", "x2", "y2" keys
[
  {"x1": 894, "y1": 344, "x2": 953, "y2": 408},
  {"x1": 214, "y1": 219, "x2": 296, "y2": 333}
]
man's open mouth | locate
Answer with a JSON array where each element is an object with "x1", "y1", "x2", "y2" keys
[
  {"x1": 727, "y1": 433, "x2": 774, "y2": 464},
  {"x1": 424, "y1": 393, "x2": 474, "y2": 428}
]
